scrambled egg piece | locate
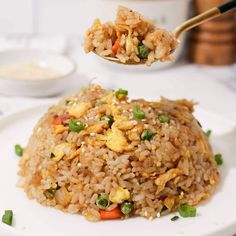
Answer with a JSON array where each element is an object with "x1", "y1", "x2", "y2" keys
[
  {"x1": 109, "y1": 187, "x2": 130, "y2": 203},
  {"x1": 106, "y1": 127, "x2": 128, "y2": 152},
  {"x1": 100, "y1": 92, "x2": 114, "y2": 104},
  {"x1": 155, "y1": 168, "x2": 182, "y2": 194},
  {"x1": 113, "y1": 119, "x2": 135, "y2": 130},
  {"x1": 54, "y1": 125, "x2": 69, "y2": 134},
  {"x1": 51, "y1": 143, "x2": 73, "y2": 161},
  {"x1": 164, "y1": 197, "x2": 175, "y2": 210},
  {"x1": 68, "y1": 102, "x2": 91, "y2": 117}
]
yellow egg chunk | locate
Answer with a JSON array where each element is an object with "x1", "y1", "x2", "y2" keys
[
  {"x1": 68, "y1": 102, "x2": 92, "y2": 117},
  {"x1": 105, "y1": 127, "x2": 128, "y2": 152},
  {"x1": 109, "y1": 187, "x2": 130, "y2": 204}
]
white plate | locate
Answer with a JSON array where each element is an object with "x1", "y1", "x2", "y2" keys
[{"x1": 0, "y1": 104, "x2": 236, "y2": 236}]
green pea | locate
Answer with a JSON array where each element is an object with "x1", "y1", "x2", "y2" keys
[{"x1": 138, "y1": 44, "x2": 150, "y2": 59}]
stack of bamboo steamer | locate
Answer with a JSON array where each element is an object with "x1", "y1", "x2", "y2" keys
[{"x1": 190, "y1": 0, "x2": 236, "y2": 65}]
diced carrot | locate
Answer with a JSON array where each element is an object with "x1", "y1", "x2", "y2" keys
[
  {"x1": 53, "y1": 114, "x2": 74, "y2": 125},
  {"x1": 53, "y1": 116, "x2": 62, "y2": 125},
  {"x1": 99, "y1": 206, "x2": 122, "y2": 220},
  {"x1": 112, "y1": 36, "x2": 121, "y2": 54}
]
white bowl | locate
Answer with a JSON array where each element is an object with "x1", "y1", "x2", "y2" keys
[
  {"x1": 90, "y1": 0, "x2": 192, "y2": 70},
  {"x1": 0, "y1": 50, "x2": 76, "y2": 97}
]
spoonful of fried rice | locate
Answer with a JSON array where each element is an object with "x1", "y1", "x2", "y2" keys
[{"x1": 84, "y1": 2, "x2": 236, "y2": 66}]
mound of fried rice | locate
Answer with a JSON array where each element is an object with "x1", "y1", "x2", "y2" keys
[
  {"x1": 84, "y1": 6, "x2": 178, "y2": 65},
  {"x1": 18, "y1": 85, "x2": 219, "y2": 221}
]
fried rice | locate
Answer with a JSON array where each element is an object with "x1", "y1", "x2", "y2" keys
[
  {"x1": 18, "y1": 85, "x2": 219, "y2": 221},
  {"x1": 84, "y1": 6, "x2": 179, "y2": 65}
]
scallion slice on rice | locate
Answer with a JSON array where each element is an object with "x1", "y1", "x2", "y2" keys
[
  {"x1": 69, "y1": 118, "x2": 84, "y2": 132},
  {"x1": 133, "y1": 105, "x2": 145, "y2": 119},
  {"x1": 96, "y1": 195, "x2": 110, "y2": 210}
]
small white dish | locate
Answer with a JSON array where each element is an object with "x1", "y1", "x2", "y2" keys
[{"x1": 0, "y1": 49, "x2": 77, "y2": 97}]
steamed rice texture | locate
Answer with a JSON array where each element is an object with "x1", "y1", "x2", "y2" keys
[{"x1": 18, "y1": 85, "x2": 219, "y2": 221}]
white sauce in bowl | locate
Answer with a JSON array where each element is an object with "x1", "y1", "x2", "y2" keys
[{"x1": 0, "y1": 63, "x2": 61, "y2": 80}]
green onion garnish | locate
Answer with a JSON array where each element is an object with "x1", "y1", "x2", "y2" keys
[
  {"x1": 178, "y1": 204, "x2": 197, "y2": 218},
  {"x1": 115, "y1": 89, "x2": 128, "y2": 100},
  {"x1": 158, "y1": 114, "x2": 170, "y2": 124},
  {"x1": 121, "y1": 202, "x2": 133, "y2": 215},
  {"x1": 133, "y1": 105, "x2": 145, "y2": 119},
  {"x1": 101, "y1": 115, "x2": 114, "y2": 128},
  {"x1": 141, "y1": 129, "x2": 154, "y2": 141},
  {"x1": 215, "y1": 153, "x2": 223, "y2": 165},
  {"x1": 171, "y1": 215, "x2": 179, "y2": 221},
  {"x1": 205, "y1": 129, "x2": 212, "y2": 138},
  {"x1": 44, "y1": 184, "x2": 60, "y2": 199},
  {"x1": 69, "y1": 118, "x2": 84, "y2": 132},
  {"x1": 15, "y1": 144, "x2": 23, "y2": 157},
  {"x1": 2, "y1": 210, "x2": 13, "y2": 226},
  {"x1": 95, "y1": 195, "x2": 110, "y2": 210}
]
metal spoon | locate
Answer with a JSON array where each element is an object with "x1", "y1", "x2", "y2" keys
[{"x1": 95, "y1": 0, "x2": 236, "y2": 65}]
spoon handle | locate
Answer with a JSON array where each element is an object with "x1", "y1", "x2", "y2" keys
[{"x1": 173, "y1": 0, "x2": 236, "y2": 38}]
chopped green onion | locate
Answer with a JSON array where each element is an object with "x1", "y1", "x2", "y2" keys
[
  {"x1": 133, "y1": 105, "x2": 145, "y2": 119},
  {"x1": 115, "y1": 89, "x2": 128, "y2": 100},
  {"x1": 2, "y1": 210, "x2": 13, "y2": 226},
  {"x1": 121, "y1": 202, "x2": 133, "y2": 215},
  {"x1": 171, "y1": 215, "x2": 179, "y2": 221},
  {"x1": 215, "y1": 153, "x2": 223, "y2": 165},
  {"x1": 101, "y1": 115, "x2": 114, "y2": 128},
  {"x1": 141, "y1": 129, "x2": 154, "y2": 141},
  {"x1": 178, "y1": 204, "x2": 197, "y2": 218},
  {"x1": 158, "y1": 114, "x2": 170, "y2": 124},
  {"x1": 49, "y1": 187, "x2": 57, "y2": 195},
  {"x1": 69, "y1": 118, "x2": 84, "y2": 132},
  {"x1": 138, "y1": 44, "x2": 150, "y2": 59},
  {"x1": 205, "y1": 129, "x2": 212, "y2": 138},
  {"x1": 44, "y1": 184, "x2": 60, "y2": 199},
  {"x1": 95, "y1": 195, "x2": 110, "y2": 210},
  {"x1": 15, "y1": 144, "x2": 23, "y2": 157}
]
